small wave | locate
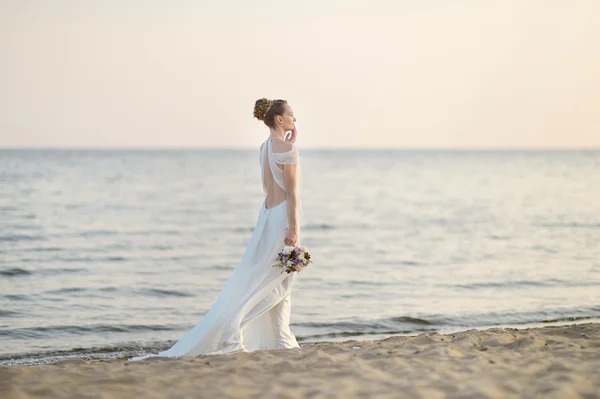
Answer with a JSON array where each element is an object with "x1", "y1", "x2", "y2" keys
[
  {"x1": 3, "y1": 294, "x2": 32, "y2": 301},
  {"x1": 136, "y1": 288, "x2": 194, "y2": 298},
  {"x1": 125, "y1": 229, "x2": 182, "y2": 237},
  {"x1": 0, "y1": 234, "x2": 45, "y2": 242},
  {"x1": 30, "y1": 247, "x2": 64, "y2": 252},
  {"x1": 1, "y1": 267, "x2": 86, "y2": 278},
  {"x1": 0, "y1": 341, "x2": 175, "y2": 367},
  {"x1": 347, "y1": 280, "x2": 387, "y2": 287},
  {"x1": 44, "y1": 287, "x2": 86, "y2": 295},
  {"x1": 55, "y1": 256, "x2": 127, "y2": 263},
  {"x1": 299, "y1": 308, "x2": 600, "y2": 337},
  {"x1": 0, "y1": 174, "x2": 29, "y2": 181},
  {"x1": 537, "y1": 222, "x2": 600, "y2": 229},
  {"x1": 400, "y1": 260, "x2": 422, "y2": 266},
  {"x1": 389, "y1": 316, "x2": 435, "y2": 326},
  {"x1": 303, "y1": 223, "x2": 336, "y2": 230},
  {"x1": 4, "y1": 223, "x2": 40, "y2": 231},
  {"x1": 540, "y1": 316, "x2": 595, "y2": 324},
  {"x1": 451, "y1": 280, "x2": 548, "y2": 290},
  {"x1": 80, "y1": 230, "x2": 118, "y2": 238},
  {"x1": 0, "y1": 268, "x2": 87, "y2": 277},
  {"x1": 296, "y1": 316, "x2": 441, "y2": 341},
  {"x1": 298, "y1": 318, "x2": 435, "y2": 332},
  {"x1": 106, "y1": 256, "x2": 127, "y2": 261},
  {"x1": 421, "y1": 308, "x2": 600, "y2": 328},
  {"x1": 210, "y1": 265, "x2": 233, "y2": 271},
  {"x1": 0, "y1": 310, "x2": 25, "y2": 318},
  {"x1": 98, "y1": 287, "x2": 119, "y2": 292},
  {"x1": 233, "y1": 227, "x2": 254, "y2": 233},
  {"x1": 0, "y1": 268, "x2": 33, "y2": 277},
  {"x1": 149, "y1": 244, "x2": 173, "y2": 250},
  {"x1": 40, "y1": 268, "x2": 87, "y2": 276},
  {"x1": 296, "y1": 316, "x2": 443, "y2": 341},
  {"x1": 449, "y1": 279, "x2": 600, "y2": 290},
  {"x1": 299, "y1": 321, "x2": 373, "y2": 330},
  {"x1": 531, "y1": 245, "x2": 558, "y2": 254},
  {"x1": 487, "y1": 234, "x2": 510, "y2": 240},
  {"x1": 0, "y1": 323, "x2": 181, "y2": 339},
  {"x1": 376, "y1": 259, "x2": 423, "y2": 266}
]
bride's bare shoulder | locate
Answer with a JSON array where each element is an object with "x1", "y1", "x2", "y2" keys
[{"x1": 271, "y1": 138, "x2": 295, "y2": 153}]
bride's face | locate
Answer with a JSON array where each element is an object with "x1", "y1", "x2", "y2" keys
[{"x1": 278, "y1": 105, "x2": 296, "y2": 131}]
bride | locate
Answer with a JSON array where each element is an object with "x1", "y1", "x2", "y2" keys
[{"x1": 131, "y1": 98, "x2": 303, "y2": 360}]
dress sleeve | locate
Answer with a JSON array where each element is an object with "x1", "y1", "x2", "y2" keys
[{"x1": 271, "y1": 144, "x2": 299, "y2": 165}]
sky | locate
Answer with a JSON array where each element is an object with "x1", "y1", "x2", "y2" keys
[{"x1": 1, "y1": 0, "x2": 598, "y2": 149}]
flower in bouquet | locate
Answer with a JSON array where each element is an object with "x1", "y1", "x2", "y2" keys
[{"x1": 273, "y1": 245, "x2": 312, "y2": 274}]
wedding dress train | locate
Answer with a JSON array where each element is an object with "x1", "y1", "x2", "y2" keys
[{"x1": 131, "y1": 138, "x2": 302, "y2": 360}]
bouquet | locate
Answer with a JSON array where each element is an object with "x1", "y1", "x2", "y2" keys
[{"x1": 273, "y1": 245, "x2": 312, "y2": 274}]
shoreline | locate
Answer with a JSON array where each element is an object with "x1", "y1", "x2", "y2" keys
[
  {"x1": 5, "y1": 317, "x2": 600, "y2": 368},
  {"x1": 3, "y1": 323, "x2": 599, "y2": 398}
]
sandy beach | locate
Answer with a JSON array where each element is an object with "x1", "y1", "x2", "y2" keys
[{"x1": 2, "y1": 323, "x2": 598, "y2": 399}]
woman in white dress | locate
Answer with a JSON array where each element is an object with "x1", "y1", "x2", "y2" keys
[{"x1": 131, "y1": 98, "x2": 302, "y2": 360}]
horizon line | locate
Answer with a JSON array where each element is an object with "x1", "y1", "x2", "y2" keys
[{"x1": 1, "y1": 146, "x2": 599, "y2": 151}]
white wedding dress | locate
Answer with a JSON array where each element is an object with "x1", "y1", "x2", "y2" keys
[{"x1": 131, "y1": 138, "x2": 302, "y2": 360}]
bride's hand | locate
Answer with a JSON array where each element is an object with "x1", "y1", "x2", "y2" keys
[
  {"x1": 286, "y1": 126, "x2": 297, "y2": 143},
  {"x1": 284, "y1": 226, "x2": 298, "y2": 246}
]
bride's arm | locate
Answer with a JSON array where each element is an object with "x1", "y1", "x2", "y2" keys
[{"x1": 272, "y1": 139, "x2": 300, "y2": 241}]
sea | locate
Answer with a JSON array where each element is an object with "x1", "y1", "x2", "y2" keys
[{"x1": 1, "y1": 148, "x2": 599, "y2": 366}]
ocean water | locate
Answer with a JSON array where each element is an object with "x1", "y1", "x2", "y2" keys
[{"x1": 1, "y1": 148, "x2": 599, "y2": 366}]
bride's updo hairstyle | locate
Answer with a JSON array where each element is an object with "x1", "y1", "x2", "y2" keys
[{"x1": 253, "y1": 98, "x2": 287, "y2": 128}]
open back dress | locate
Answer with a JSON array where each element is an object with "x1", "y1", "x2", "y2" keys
[{"x1": 131, "y1": 137, "x2": 302, "y2": 360}]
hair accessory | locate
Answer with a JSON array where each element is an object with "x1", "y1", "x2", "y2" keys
[{"x1": 264, "y1": 99, "x2": 273, "y2": 118}]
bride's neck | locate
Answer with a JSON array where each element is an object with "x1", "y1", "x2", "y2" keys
[{"x1": 268, "y1": 127, "x2": 286, "y2": 140}]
